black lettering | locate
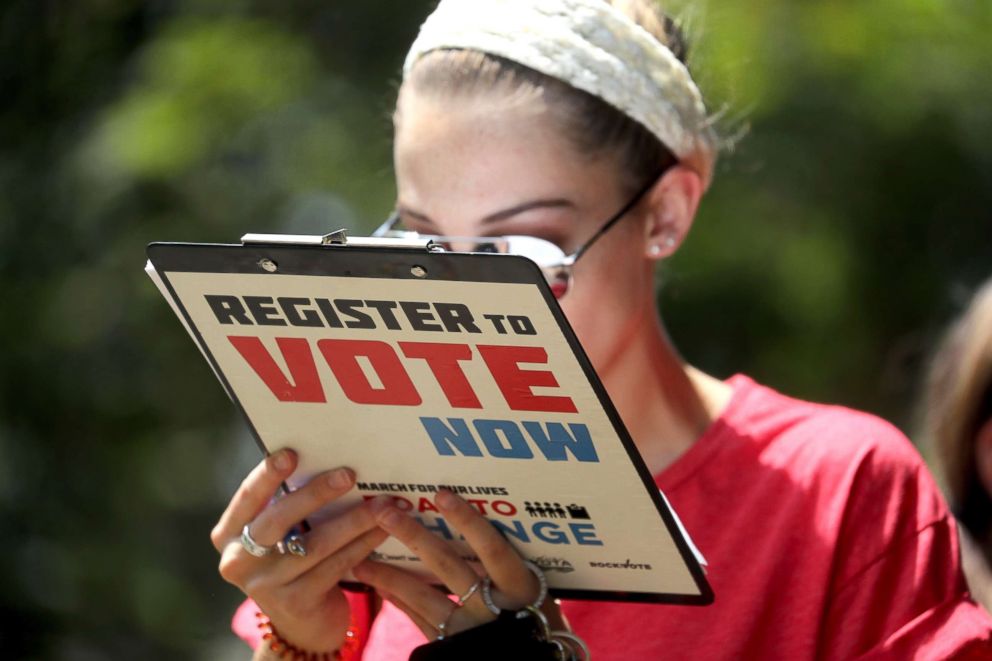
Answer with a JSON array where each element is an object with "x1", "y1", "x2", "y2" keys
[
  {"x1": 335, "y1": 299, "x2": 375, "y2": 329},
  {"x1": 508, "y1": 315, "x2": 536, "y2": 335},
  {"x1": 435, "y1": 303, "x2": 481, "y2": 333},
  {"x1": 484, "y1": 314, "x2": 508, "y2": 334},
  {"x1": 244, "y1": 296, "x2": 287, "y2": 326},
  {"x1": 277, "y1": 297, "x2": 322, "y2": 327},
  {"x1": 205, "y1": 295, "x2": 253, "y2": 325},
  {"x1": 365, "y1": 300, "x2": 402, "y2": 330},
  {"x1": 315, "y1": 298, "x2": 344, "y2": 328},
  {"x1": 400, "y1": 301, "x2": 442, "y2": 331}
]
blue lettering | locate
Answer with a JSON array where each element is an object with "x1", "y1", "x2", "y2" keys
[
  {"x1": 522, "y1": 422, "x2": 600, "y2": 462},
  {"x1": 532, "y1": 521, "x2": 569, "y2": 544},
  {"x1": 569, "y1": 523, "x2": 603, "y2": 546},
  {"x1": 491, "y1": 519, "x2": 530, "y2": 543},
  {"x1": 479, "y1": 520, "x2": 605, "y2": 546},
  {"x1": 420, "y1": 417, "x2": 483, "y2": 457},
  {"x1": 422, "y1": 418, "x2": 602, "y2": 463},
  {"x1": 473, "y1": 419, "x2": 533, "y2": 459}
]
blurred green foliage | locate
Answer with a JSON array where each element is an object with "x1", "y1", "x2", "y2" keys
[{"x1": 1, "y1": 0, "x2": 989, "y2": 658}]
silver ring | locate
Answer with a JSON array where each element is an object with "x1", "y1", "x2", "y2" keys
[
  {"x1": 456, "y1": 579, "x2": 482, "y2": 606},
  {"x1": 481, "y1": 560, "x2": 548, "y2": 615},
  {"x1": 551, "y1": 631, "x2": 591, "y2": 661},
  {"x1": 240, "y1": 523, "x2": 275, "y2": 557},
  {"x1": 435, "y1": 605, "x2": 457, "y2": 641}
]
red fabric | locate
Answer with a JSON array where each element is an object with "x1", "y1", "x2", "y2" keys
[
  {"x1": 560, "y1": 375, "x2": 992, "y2": 659},
  {"x1": 234, "y1": 375, "x2": 992, "y2": 659}
]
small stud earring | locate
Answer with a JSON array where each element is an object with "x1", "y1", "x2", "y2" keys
[
  {"x1": 664, "y1": 236, "x2": 676, "y2": 248},
  {"x1": 649, "y1": 244, "x2": 663, "y2": 257}
]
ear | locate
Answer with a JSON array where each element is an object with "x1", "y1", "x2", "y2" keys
[
  {"x1": 976, "y1": 416, "x2": 992, "y2": 497},
  {"x1": 642, "y1": 164, "x2": 704, "y2": 260}
]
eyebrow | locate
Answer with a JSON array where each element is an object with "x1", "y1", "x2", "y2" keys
[
  {"x1": 398, "y1": 198, "x2": 576, "y2": 226},
  {"x1": 481, "y1": 198, "x2": 575, "y2": 224}
]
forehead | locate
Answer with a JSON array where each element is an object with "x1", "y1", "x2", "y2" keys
[{"x1": 393, "y1": 88, "x2": 618, "y2": 221}]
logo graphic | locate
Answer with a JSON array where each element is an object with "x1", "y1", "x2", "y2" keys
[
  {"x1": 588, "y1": 558, "x2": 654, "y2": 571},
  {"x1": 532, "y1": 556, "x2": 575, "y2": 573},
  {"x1": 524, "y1": 501, "x2": 591, "y2": 520}
]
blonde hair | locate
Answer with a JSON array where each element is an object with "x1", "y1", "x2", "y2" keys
[
  {"x1": 925, "y1": 278, "x2": 992, "y2": 544},
  {"x1": 609, "y1": 0, "x2": 687, "y2": 58},
  {"x1": 400, "y1": 0, "x2": 693, "y2": 195}
]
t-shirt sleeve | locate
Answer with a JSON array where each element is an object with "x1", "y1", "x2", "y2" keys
[
  {"x1": 813, "y1": 414, "x2": 992, "y2": 658},
  {"x1": 821, "y1": 516, "x2": 991, "y2": 659}
]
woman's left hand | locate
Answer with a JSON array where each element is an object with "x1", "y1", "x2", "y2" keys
[{"x1": 352, "y1": 489, "x2": 563, "y2": 639}]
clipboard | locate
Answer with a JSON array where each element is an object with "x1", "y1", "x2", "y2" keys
[{"x1": 146, "y1": 229, "x2": 713, "y2": 605}]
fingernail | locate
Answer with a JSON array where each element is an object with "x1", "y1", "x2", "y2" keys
[
  {"x1": 273, "y1": 450, "x2": 292, "y2": 471},
  {"x1": 436, "y1": 489, "x2": 458, "y2": 511},
  {"x1": 327, "y1": 468, "x2": 353, "y2": 489}
]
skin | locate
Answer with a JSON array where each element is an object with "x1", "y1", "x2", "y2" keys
[{"x1": 215, "y1": 85, "x2": 734, "y2": 658}]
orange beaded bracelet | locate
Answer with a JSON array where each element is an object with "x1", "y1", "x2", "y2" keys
[{"x1": 255, "y1": 610, "x2": 360, "y2": 661}]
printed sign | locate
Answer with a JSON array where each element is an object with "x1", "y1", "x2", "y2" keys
[{"x1": 148, "y1": 244, "x2": 711, "y2": 603}]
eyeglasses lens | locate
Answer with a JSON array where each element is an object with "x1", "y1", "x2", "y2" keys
[
  {"x1": 374, "y1": 227, "x2": 572, "y2": 298},
  {"x1": 430, "y1": 235, "x2": 571, "y2": 299}
]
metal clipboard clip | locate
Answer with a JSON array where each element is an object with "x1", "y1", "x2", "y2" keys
[{"x1": 240, "y1": 228, "x2": 440, "y2": 251}]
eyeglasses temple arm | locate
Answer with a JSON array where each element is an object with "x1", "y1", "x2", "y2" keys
[
  {"x1": 371, "y1": 210, "x2": 401, "y2": 237},
  {"x1": 572, "y1": 168, "x2": 665, "y2": 263}
]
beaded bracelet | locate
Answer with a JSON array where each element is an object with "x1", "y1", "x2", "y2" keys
[{"x1": 255, "y1": 610, "x2": 360, "y2": 661}]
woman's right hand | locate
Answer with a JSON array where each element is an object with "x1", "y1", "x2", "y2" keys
[{"x1": 211, "y1": 449, "x2": 388, "y2": 654}]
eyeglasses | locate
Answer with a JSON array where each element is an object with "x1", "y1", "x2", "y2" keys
[{"x1": 372, "y1": 169, "x2": 665, "y2": 299}]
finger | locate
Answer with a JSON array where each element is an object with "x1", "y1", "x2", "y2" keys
[
  {"x1": 249, "y1": 466, "x2": 357, "y2": 546},
  {"x1": 357, "y1": 560, "x2": 495, "y2": 637},
  {"x1": 434, "y1": 489, "x2": 538, "y2": 608},
  {"x1": 372, "y1": 500, "x2": 481, "y2": 601},
  {"x1": 288, "y1": 527, "x2": 390, "y2": 598},
  {"x1": 265, "y1": 498, "x2": 389, "y2": 583},
  {"x1": 219, "y1": 496, "x2": 391, "y2": 590},
  {"x1": 379, "y1": 589, "x2": 441, "y2": 640},
  {"x1": 288, "y1": 495, "x2": 387, "y2": 566},
  {"x1": 212, "y1": 449, "x2": 296, "y2": 551},
  {"x1": 353, "y1": 560, "x2": 455, "y2": 635}
]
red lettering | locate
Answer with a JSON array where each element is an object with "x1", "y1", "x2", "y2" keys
[
  {"x1": 466, "y1": 499, "x2": 489, "y2": 515},
  {"x1": 230, "y1": 337, "x2": 576, "y2": 413},
  {"x1": 418, "y1": 497, "x2": 439, "y2": 513},
  {"x1": 477, "y1": 345, "x2": 577, "y2": 413},
  {"x1": 228, "y1": 336, "x2": 326, "y2": 403},
  {"x1": 399, "y1": 342, "x2": 482, "y2": 408},
  {"x1": 318, "y1": 339, "x2": 422, "y2": 406},
  {"x1": 491, "y1": 500, "x2": 517, "y2": 516}
]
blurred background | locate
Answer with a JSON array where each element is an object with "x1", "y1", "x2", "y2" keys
[{"x1": 1, "y1": 0, "x2": 990, "y2": 658}]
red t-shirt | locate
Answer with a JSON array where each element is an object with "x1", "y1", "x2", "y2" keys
[{"x1": 234, "y1": 375, "x2": 992, "y2": 659}]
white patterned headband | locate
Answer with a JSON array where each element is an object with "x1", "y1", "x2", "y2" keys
[{"x1": 403, "y1": 0, "x2": 717, "y2": 187}]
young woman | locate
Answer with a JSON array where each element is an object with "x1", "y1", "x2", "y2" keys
[
  {"x1": 210, "y1": 1, "x2": 992, "y2": 658},
  {"x1": 925, "y1": 278, "x2": 992, "y2": 614}
]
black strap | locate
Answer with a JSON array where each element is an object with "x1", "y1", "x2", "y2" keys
[{"x1": 409, "y1": 611, "x2": 561, "y2": 661}]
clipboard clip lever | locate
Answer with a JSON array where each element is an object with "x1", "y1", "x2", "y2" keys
[{"x1": 240, "y1": 228, "x2": 438, "y2": 251}]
